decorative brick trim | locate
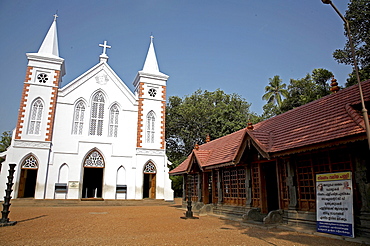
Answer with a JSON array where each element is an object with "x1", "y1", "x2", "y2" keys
[
  {"x1": 15, "y1": 66, "x2": 33, "y2": 139},
  {"x1": 160, "y1": 86, "x2": 166, "y2": 149},
  {"x1": 136, "y1": 83, "x2": 144, "y2": 147},
  {"x1": 45, "y1": 70, "x2": 60, "y2": 141}
]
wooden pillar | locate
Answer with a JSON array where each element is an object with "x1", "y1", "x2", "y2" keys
[
  {"x1": 287, "y1": 160, "x2": 298, "y2": 210},
  {"x1": 197, "y1": 173, "x2": 202, "y2": 202},
  {"x1": 246, "y1": 166, "x2": 252, "y2": 208},
  {"x1": 202, "y1": 172, "x2": 209, "y2": 204},
  {"x1": 217, "y1": 170, "x2": 223, "y2": 204},
  {"x1": 182, "y1": 175, "x2": 187, "y2": 201}
]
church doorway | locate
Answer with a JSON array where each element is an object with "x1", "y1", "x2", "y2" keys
[
  {"x1": 18, "y1": 155, "x2": 38, "y2": 198},
  {"x1": 143, "y1": 162, "x2": 156, "y2": 199},
  {"x1": 82, "y1": 149, "x2": 105, "y2": 199},
  {"x1": 82, "y1": 167, "x2": 103, "y2": 198},
  {"x1": 262, "y1": 161, "x2": 279, "y2": 212}
]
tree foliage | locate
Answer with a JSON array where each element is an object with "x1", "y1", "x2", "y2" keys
[
  {"x1": 166, "y1": 89, "x2": 257, "y2": 168},
  {"x1": 0, "y1": 131, "x2": 12, "y2": 165},
  {"x1": 262, "y1": 75, "x2": 288, "y2": 108},
  {"x1": 262, "y1": 69, "x2": 334, "y2": 117},
  {"x1": 332, "y1": 0, "x2": 370, "y2": 86}
]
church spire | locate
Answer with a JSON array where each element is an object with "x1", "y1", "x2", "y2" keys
[
  {"x1": 38, "y1": 14, "x2": 60, "y2": 57},
  {"x1": 142, "y1": 36, "x2": 160, "y2": 74}
]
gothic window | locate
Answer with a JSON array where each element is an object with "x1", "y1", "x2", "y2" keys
[
  {"x1": 108, "y1": 104, "x2": 119, "y2": 137},
  {"x1": 146, "y1": 111, "x2": 155, "y2": 143},
  {"x1": 72, "y1": 101, "x2": 85, "y2": 135},
  {"x1": 89, "y1": 92, "x2": 105, "y2": 136},
  {"x1": 28, "y1": 98, "x2": 43, "y2": 135},
  {"x1": 143, "y1": 162, "x2": 156, "y2": 173},
  {"x1": 22, "y1": 155, "x2": 38, "y2": 169},
  {"x1": 84, "y1": 150, "x2": 104, "y2": 168}
]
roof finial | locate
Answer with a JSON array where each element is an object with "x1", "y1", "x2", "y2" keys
[
  {"x1": 99, "y1": 40, "x2": 111, "y2": 62},
  {"x1": 247, "y1": 122, "x2": 254, "y2": 130},
  {"x1": 330, "y1": 76, "x2": 340, "y2": 93},
  {"x1": 206, "y1": 134, "x2": 211, "y2": 143},
  {"x1": 194, "y1": 142, "x2": 199, "y2": 150},
  {"x1": 150, "y1": 34, "x2": 154, "y2": 43},
  {"x1": 53, "y1": 13, "x2": 58, "y2": 21}
]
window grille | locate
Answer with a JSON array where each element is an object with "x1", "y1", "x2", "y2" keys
[
  {"x1": 28, "y1": 99, "x2": 43, "y2": 135},
  {"x1": 221, "y1": 167, "x2": 246, "y2": 206},
  {"x1": 251, "y1": 163, "x2": 261, "y2": 208},
  {"x1": 89, "y1": 92, "x2": 105, "y2": 136},
  {"x1": 295, "y1": 149, "x2": 353, "y2": 211},
  {"x1": 108, "y1": 104, "x2": 119, "y2": 137},
  {"x1": 84, "y1": 150, "x2": 104, "y2": 168},
  {"x1": 143, "y1": 162, "x2": 156, "y2": 173},
  {"x1": 72, "y1": 101, "x2": 85, "y2": 135},
  {"x1": 186, "y1": 174, "x2": 198, "y2": 202},
  {"x1": 146, "y1": 111, "x2": 155, "y2": 143},
  {"x1": 22, "y1": 155, "x2": 38, "y2": 169},
  {"x1": 278, "y1": 160, "x2": 289, "y2": 209}
]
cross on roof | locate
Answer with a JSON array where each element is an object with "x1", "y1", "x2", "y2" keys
[
  {"x1": 53, "y1": 13, "x2": 58, "y2": 21},
  {"x1": 99, "y1": 41, "x2": 111, "y2": 56}
]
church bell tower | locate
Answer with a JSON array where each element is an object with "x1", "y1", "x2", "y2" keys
[
  {"x1": 133, "y1": 36, "x2": 169, "y2": 150},
  {"x1": 14, "y1": 15, "x2": 65, "y2": 142}
]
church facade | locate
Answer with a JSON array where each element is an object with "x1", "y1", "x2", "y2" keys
[{"x1": 0, "y1": 16, "x2": 174, "y2": 201}]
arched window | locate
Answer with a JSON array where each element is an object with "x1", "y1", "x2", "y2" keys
[
  {"x1": 58, "y1": 164, "x2": 69, "y2": 183},
  {"x1": 89, "y1": 92, "x2": 105, "y2": 136},
  {"x1": 146, "y1": 111, "x2": 155, "y2": 143},
  {"x1": 108, "y1": 104, "x2": 119, "y2": 137},
  {"x1": 22, "y1": 155, "x2": 38, "y2": 169},
  {"x1": 143, "y1": 162, "x2": 156, "y2": 174},
  {"x1": 72, "y1": 101, "x2": 85, "y2": 135},
  {"x1": 84, "y1": 150, "x2": 105, "y2": 168},
  {"x1": 28, "y1": 98, "x2": 43, "y2": 135}
]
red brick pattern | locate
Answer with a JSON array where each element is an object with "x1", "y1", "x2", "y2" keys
[
  {"x1": 15, "y1": 66, "x2": 33, "y2": 139},
  {"x1": 160, "y1": 86, "x2": 166, "y2": 149},
  {"x1": 45, "y1": 70, "x2": 60, "y2": 141},
  {"x1": 136, "y1": 83, "x2": 144, "y2": 148}
]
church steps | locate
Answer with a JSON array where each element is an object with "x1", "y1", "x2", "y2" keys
[{"x1": 9, "y1": 198, "x2": 174, "y2": 207}]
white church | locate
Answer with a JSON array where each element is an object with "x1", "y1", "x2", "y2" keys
[{"x1": 0, "y1": 16, "x2": 174, "y2": 201}]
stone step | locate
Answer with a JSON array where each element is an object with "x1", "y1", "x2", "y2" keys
[{"x1": 7, "y1": 198, "x2": 175, "y2": 207}]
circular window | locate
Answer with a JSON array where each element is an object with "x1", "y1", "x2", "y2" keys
[
  {"x1": 37, "y1": 73, "x2": 48, "y2": 83},
  {"x1": 148, "y1": 88, "x2": 157, "y2": 97}
]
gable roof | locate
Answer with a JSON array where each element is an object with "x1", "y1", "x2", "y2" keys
[
  {"x1": 58, "y1": 61, "x2": 137, "y2": 105},
  {"x1": 250, "y1": 80, "x2": 370, "y2": 154},
  {"x1": 170, "y1": 79, "x2": 370, "y2": 175}
]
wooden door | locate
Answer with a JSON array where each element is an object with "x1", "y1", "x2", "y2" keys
[
  {"x1": 18, "y1": 169, "x2": 27, "y2": 198},
  {"x1": 150, "y1": 174, "x2": 156, "y2": 198}
]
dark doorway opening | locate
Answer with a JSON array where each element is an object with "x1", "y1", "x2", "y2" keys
[
  {"x1": 143, "y1": 173, "x2": 156, "y2": 198},
  {"x1": 263, "y1": 162, "x2": 279, "y2": 212},
  {"x1": 82, "y1": 167, "x2": 103, "y2": 198},
  {"x1": 18, "y1": 169, "x2": 38, "y2": 198}
]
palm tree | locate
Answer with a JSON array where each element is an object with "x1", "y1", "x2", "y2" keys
[{"x1": 262, "y1": 75, "x2": 288, "y2": 108}]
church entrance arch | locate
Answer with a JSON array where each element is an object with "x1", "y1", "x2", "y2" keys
[
  {"x1": 82, "y1": 150, "x2": 104, "y2": 198},
  {"x1": 18, "y1": 155, "x2": 38, "y2": 198},
  {"x1": 143, "y1": 162, "x2": 156, "y2": 199}
]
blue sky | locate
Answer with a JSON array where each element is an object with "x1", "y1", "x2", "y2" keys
[{"x1": 0, "y1": 0, "x2": 352, "y2": 134}]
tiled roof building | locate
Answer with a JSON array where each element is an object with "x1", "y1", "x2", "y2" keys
[{"x1": 171, "y1": 79, "x2": 370, "y2": 238}]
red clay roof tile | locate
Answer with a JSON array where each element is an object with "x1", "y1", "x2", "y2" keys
[{"x1": 170, "y1": 80, "x2": 370, "y2": 174}]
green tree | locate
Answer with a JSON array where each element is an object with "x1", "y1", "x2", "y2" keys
[
  {"x1": 0, "y1": 131, "x2": 12, "y2": 167},
  {"x1": 166, "y1": 89, "x2": 257, "y2": 169},
  {"x1": 262, "y1": 75, "x2": 288, "y2": 108},
  {"x1": 312, "y1": 68, "x2": 334, "y2": 97},
  {"x1": 280, "y1": 74, "x2": 318, "y2": 112},
  {"x1": 332, "y1": 0, "x2": 370, "y2": 86}
]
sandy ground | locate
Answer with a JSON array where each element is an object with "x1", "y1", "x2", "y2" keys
[{"x1": 0, "y1": 200, "x2": 362, "y2": 246}]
